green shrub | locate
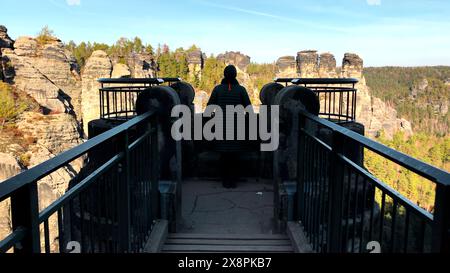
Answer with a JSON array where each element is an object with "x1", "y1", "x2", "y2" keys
[
  {"x1": 36, "y1": 25, "x2": 56, "y2": 46},
  {"x1": 0, "y1": 82, "x2": 27, "y2": 122}
]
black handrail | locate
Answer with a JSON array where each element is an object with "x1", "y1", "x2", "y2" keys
[
  {"x1": 98, "y1": 77, "x2": 181, "y2": 84},
  {"x1": 0, "y1": 111, "x2": 159, "y2": 253},
  {"x1": 274, "y1": 77, "x2": 359, "y2": 85},
  {"x1": 302, "y1": 111, "x2": 449, "y2": 185},
  {"x1": 0, "y1": 111, "x2": 154, "y2": 202},
  {"x1": 294, "y1": 110, "x2": 450, "y2": 253}
]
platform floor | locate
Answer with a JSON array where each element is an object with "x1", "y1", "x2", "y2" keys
[{"x1": 178, "y1": 178, "x2": 275, "y2": 234}]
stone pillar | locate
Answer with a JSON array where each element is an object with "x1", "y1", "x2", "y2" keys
[
  {"x1": 275, "y1": 56, "x2": 298, "y2": 78},
  {"x1": 341, "y1": 53, "x2": 363, "y2": 79},
  {"x1": 296, "y1": 50, "x2": 319, "y2": 78},
  {"x1": 81, "y1": 50, "x2": 112, "y2": 137},
  {"x1": 187, "y1": 49, "x2": 204, "y2": 83},
  {"x1": 319, "y1": 52, "x2": 337, "y2": 78}
]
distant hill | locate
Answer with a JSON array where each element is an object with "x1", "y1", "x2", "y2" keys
[{"x1": 364, "y1": 66, "x2": 450, "y2": 136}]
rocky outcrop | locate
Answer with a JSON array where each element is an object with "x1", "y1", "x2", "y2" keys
[
  {"x1": 16, "y1": 112, "x2": 82, "y2": 155},
  {"x1": 297, "y1": 50, "x2": 319, "y2": 78},
  {"x1": 339, "y1": 53, "x2": 413, "y2": 138},
  {"x1": 342, "y1": 53, "x2": 363, "y2": 79},
  {"x1": 217, "y1": 51, "x2": 250, "y2": 71},
  {"x1": 275, "y1": 56, "x2": 298, "y2": 78},
  {"x1": 187, "y1": 49, "x2": 204, "y2": 82},
  {"x1": 81, "y1": 50, "x2": 112, "y2": 136},
  {"x1": 318, "y1": 52, "x2": 337, "y2": 77},
  {"x1": 0, "y1": 154, "x2": 21, "y2": 246},
  {"x1": 1, "y1": 36, "x2": 81, "y2": 116},
  {"x1": 126, "y1": 52, "x2": 156, "y2": 78},
  {"x1": 0, "y1": 25, "x2": 14, "y2": 49},
  {"x1": 111, "y1": 63, "x2": 131, "y2": 78}
]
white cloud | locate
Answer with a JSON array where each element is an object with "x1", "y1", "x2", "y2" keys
[
  {"x1": 367, "y1": 0, "x2": 381, "y2": 5},
  {"x1": 66, "y1": 0, "x2": 80, "y2": 6}
]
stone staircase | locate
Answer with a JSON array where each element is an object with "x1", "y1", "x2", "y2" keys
[{"x1": 161, "y1": 233, "x2": 294, "y2": 253}]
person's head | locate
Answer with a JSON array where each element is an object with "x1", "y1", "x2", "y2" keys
[{"x1": 224, "y1": 65, "x2": 237, "y2": 80}]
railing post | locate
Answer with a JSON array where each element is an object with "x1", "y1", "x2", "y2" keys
[
  {"x1": 118, "y1": 130, "x2": 131, "y2": 252},
  {"x1": 327, "y1": 130, "x2": 346, "y2": 253},
  {"x1": 431, "y1": 183, "x2": 450, "y2": 253},
  {"x1": 10, "y1": 183, "x2": 40, "y2": 253},
  {"x1": 150, "y1": 117, "x2": 160, "y2": 220},
  {"x1": 296, "y1": 113, "x2": 306, "y2": 221}
]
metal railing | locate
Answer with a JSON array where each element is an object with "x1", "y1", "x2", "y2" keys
[
  {"x1": 0, "y1": 111, "x2": 159, "y2": 253},
  {"x1": 98, "y1": 78, "x2": 181, "y2": 121},
  {"x1": 275, "y1": 78, "x2": 358, "y2": 123},
  {"x1": 295, "y1": 110, "x2": 450, "y2": 253}
]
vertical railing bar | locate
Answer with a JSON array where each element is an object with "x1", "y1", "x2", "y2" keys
[
  {"x1": 403, "y1": 209, "x2": 410, "y2": 253},
  {"x1": 379, "y1": 193, "x2": 386, "y2": 248},
  {"x1": 344, "y1": 165, "x2": 352, "y2": 252},
  {"x1": 390, "y1": 199, "x2": 398, "y2": 253},
  {"x1": 359, "y1": 176, "x2": 368, "y2": 253},
  {"x1": 351, "y1": 171, "x2": 359, "y2": 253},
  {"x1": 44, "y1": 219, "x2": 50, "y2": 253},
  {"x1": 57, "y1": 208, "x2": 64, "y2": 253}
]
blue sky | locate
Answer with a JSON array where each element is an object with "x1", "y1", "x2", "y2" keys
[{"x1": 1, "y1": 0, "x2": 450, "y2": 66}]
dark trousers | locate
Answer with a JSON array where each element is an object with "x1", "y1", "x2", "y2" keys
[{"x1": 220, "y1": 152, "x2": 238, "y2": 183}]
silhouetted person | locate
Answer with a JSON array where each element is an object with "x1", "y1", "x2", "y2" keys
[{"x1": 207, "y1": 65, "x2": 252, "y2": 188}]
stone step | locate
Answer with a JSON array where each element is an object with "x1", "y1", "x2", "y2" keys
[{"x1": 162, "y1": 233, "x2": 294, "y2": 253}]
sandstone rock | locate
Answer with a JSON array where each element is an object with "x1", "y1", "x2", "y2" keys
[
  {"x1": 276, "y1": 56, "x2": 298, "y2": 78},
  {"x1": 194, "y1": 90, "x2": 208, "y2": 113},
  {"x1": 2, "y1": 47, "x2": 70, "y2": 113},
  {"x1": 217, "y1": 51, "x2": 250, "y2": 71},
  {"x1": 16, "y1": 112, "x2": 82, "y2": 155},
  {"x1": 33, "y1": 41, "x2": 82, "y2": 117},
  {"x1": 297, "y1": 50, "x2": 319, "y2": 78},
  {"x1": 81, "y1": 50, "x2": 112, "y2": 136},
  {"x1": 0, "y1": 25, "x2": 14, "y2": 49},
  {"x1": 319, "y1": 52, "x2": 337, "y2": 77},
  {"x1": 111, "y1": 63, "x2": 131, "y2": 78},
  {"x1": 0, "y1": 153, "x2": 22, "y2": 181},
  {"x1": 0, "y1": 153, "x2": 22, "y2": 245},
  {"x1": 126, "y1": 52, "x2": 156, "y2": 78},
  {"x1": 187, "y1": 49, "x2": 204, "y2": 82},
  {"x1": 14, "y1": 36, "x2": 38, "y2": 57},
  {"x1": 356, "y1": 84, "x2": 413, "y2": 139},
  {"x1": 342, "y1": 53, "x2": 363, "y2": 78}
]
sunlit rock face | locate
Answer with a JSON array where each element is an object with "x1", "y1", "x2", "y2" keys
[
  {"x1": 342, "y1": 53, "x2": 364, "y2": 79},
  {"x1": 1, "y1": 36, "x2": 80, "y2": 115},
  {"x1": 217, "y1": 51, "x2": 251, "y2": 72},
  {"x1": 318, "y1": 52, "x2": 337, "y2": 78},
  {"x1": 187, "y1": 49, "x2": 204, "y2": 82},
  {"x1": 81, "y1": 50, "x2": 112, "y2": 136},
  {"x1": 276, "y1": 56, "x2": 298, "y2": 78},
  {"x1": 297, "y1": 50, "x2": 319, "y2": 78}
]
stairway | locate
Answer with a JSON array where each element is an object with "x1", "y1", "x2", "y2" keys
[{"x1": 161, "y1": 233, "x2": 294, "y2": 253}]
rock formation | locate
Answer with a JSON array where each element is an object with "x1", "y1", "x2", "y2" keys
[
  {"x1": 126, "y1": 52, "x2": 156, "y2": 78},
  {"x1": 0, "y1": 25, "x2": 14, "y2": 49},
  {"x1": 81, "y1": 50, "x2": 112, "y2": 136},
  {"x1": 342, "y1": 53, "x2": 364, "y2": 79},
  {"x1": 217, "y1": 51, "x2": 250, "y2": 72},
  {"x1": 111, "y1": 63, "x2": 131, "y2": 78},
  {"x1": 275, "y1": 56, "x2": 298, "y2": 78},
  {"x1": 1, "y1": 36, "x2": 81, "y2": 115},
  {"x1": 339, "y1": 53, "x2": 413, "y2": 138},
  {"x1": 318, "y1": 52, "x2": 337, "y2": 78},
  {"x1": 187, "y1": 49, "x2": 204, "y2": 82},
  {"x1": 297, "y1": 50, "x2": 319, "y2": 78}
]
